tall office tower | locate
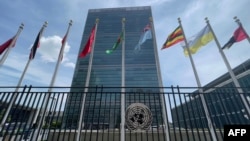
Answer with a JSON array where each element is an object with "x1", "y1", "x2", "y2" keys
[
  {"x1": 64, "y1": 6, "x2": 165, "y2": 129},
  {"x1": 172, "y1": 59, "x2": 250, "y2": 128}
]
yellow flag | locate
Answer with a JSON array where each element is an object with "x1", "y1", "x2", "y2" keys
[{"x1": 183, "y1": 25, "x2": 214, "y2": 56}]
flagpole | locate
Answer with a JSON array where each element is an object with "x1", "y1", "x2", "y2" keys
[
  {"x1": 178, "y1": 18, "x2": 217, "y2": 141},
  {"x1": 0, "y1": 23, "x2": 24, "y2": 66},
  {"x1": 48, "y1": 20, "x2": 73, "y2": 92},
  {"x1": 205, "y1": 17, "x2": 250, "y2": 116},
  {"x1": 0, "y1": 21, "x2": 47, "y2": 131},
  {"x1": 76, "y1": 18, "x2": 99, "y2": 141},
  {"x1": 149, "y1": 17, "x2": 170, "y2": 141},
  {"x1": 34, "y1": 20, "x2": 72, "y2": 141},
  {"x1": 120, "y1": 17, "x2": 126, "y2": 141},
  {"x1": 234, "y1": 16, "x2": 250, "y2": 44},
  {"x1": 34, "y1": 20, "x2": 73, "y2": 140}
]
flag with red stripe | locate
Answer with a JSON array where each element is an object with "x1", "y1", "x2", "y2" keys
[
  {"x1": 162, "y1": 26, "x2": 184, "y2": 49},
  {"x1": 0, "y1": 37, "x2": 16, "y2": 55}
]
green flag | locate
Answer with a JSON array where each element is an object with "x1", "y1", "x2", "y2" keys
[{"x1": 106, "y1": 31, "x2": 124, "y2": 54}]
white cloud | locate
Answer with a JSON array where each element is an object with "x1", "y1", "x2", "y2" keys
[
  {"x1": 182, "y1": 1, "x2": 204, "y2": 19},
  {"x1": 38, "y1": 36, "x2": 67, "y2": 62},
  {"x1": 1, "y1": 0, "x2": 250, "y2": 88},
  {"x1": 64, "y1": 62, "x2": 75, "y2": 69},
  {"x1": 37, "y1": 35, "x2": 75, "y2": 67}
]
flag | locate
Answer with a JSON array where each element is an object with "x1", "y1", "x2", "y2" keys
[
  {"x1": 62, "y1": 34, "x2": 67, "y2": 45},
  {"x1": 29, "y1": 31, "x2": 41, "y2": 60},
  {"x1": 79, "y1": 25, "x2": 96, "y2": 58},
  {"x1": 222, "y1": 26, "x2": 247, "y2": 50},
  {"x1": 106, "y1": 31, "x2": 124, "y2": 54},
  {"x1": 183, "y1": 25, "x2": 214, "y2": 56},
  {"x1": 59, "y1": 33, "x2": 68, "y2": 61},
  {"x1": 134, "y1": 24, "x2": 152, "y2": 50},
  {"x1": 0, "y1": 37, "x2": 15, "y2": 55},
  {"x1": 161, "y1": 26, "x2": 184, "y2": 49}
]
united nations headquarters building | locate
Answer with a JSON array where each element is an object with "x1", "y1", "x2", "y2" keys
[
  {"x1": 1, "y1": 5, "x2": 250, "y2": 141},
  {"x1": 63, "y1": 6, "x2": 165, "y2": 129}
]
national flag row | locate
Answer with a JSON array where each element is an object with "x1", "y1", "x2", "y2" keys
[
  {"x1": 79, "y1": 22, "x2": 152, "y2": 58},
  {"x1": 161, "y1": 17, "x2": 249, "y2": 55},
  {"x1": 79, "y1": 18, "x2": 249, "y2": 59},
  {"x1": 1, "y1": 18, "x2": 249, "y2": 65},
  {"x1": 0, "y1": 22, "x2": 152, "y2": 62}
]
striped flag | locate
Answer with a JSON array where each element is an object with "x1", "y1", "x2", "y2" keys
[
  {"x1": 183, "y1": 25, "x2": 214, "y2": 56},
  {"x1": 0, "y1": 37, "x2": 15, "y2": 55},
  {"x1": 162, "y1": 26, "x2": 184, "y2": 49},
  {"x1": 134, "y1": 24, "x2": 152, "y2": 50},
  {"x1": 29, "y1": 31, "x2": 41, "y2": 60},
  {"x1": 222, "y1": 26, "x2": 247, "y2": 49},
  {"x1": 106, "y1": 31, "x2": 124, "y2": 54}
]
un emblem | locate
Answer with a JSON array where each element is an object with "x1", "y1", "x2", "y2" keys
[{"x1": 125, "y1": 103, "x2": 153, "y2": 130}]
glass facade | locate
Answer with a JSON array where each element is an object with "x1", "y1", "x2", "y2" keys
[
  {"x1": 171, "y1": 59, "x2": 250, "y2": 128},
  {"x1": 64, "y1": 6, "x2": 164, "y2": 129}
]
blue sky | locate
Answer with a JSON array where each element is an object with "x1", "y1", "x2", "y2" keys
[{"x1": 0, "y1": 0, "x2": 250, "y2": 90}]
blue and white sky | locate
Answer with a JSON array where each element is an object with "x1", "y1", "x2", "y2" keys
[{"x1": 0, "y1": 0, "x2": 249, "y2": 89}]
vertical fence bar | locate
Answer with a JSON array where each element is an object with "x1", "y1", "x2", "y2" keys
[
  {"x1": 195, "y1": 94, "x2": 208, "y2": 141},
  {"x1": 182, "y1": 92, "x2": 196, "y2": 141},
  {"x1": 101, "y1": 86, "x2": 107, "y2": 141},
  {"x1": 216, "y1": 91, "x2": 232, "y2": 124},
  {"x1": 47, "y1": 92, "x2": 59, "y2": 140},
  {"x1": 32, "y1": 92, "x2": 50, "y2": 141},
  {"x1": 13, "y1": 85, "x2": 32, "y2": 141},
  {"x1": 55, "y1": 93, "x2": 67, "y2": 141},
  {"x1": 152, "y1": 92, "x2": 160, "y2": 141},
  {"x1": 205, "y1": 91, "x2": 224, "y2": 139},
  {"x1": 96, "y1": 86, "x2": 103, "y2": 141},
  {"x1": 177, "y1": 86, "x2": 190, "y2": 141},
  {"x1": 59, "y1": 92, "x2": 69, "y2": 141},
  {"x1": 196, "y1": 94, "x2": 211, "y2": 141},
  {"x1": 162, "y1": 91, "x2": 171, "y2": 141},
  {"x1": 40, "y1": 92, "x2": 55, "y2": 140},
  {"x1": 72, "y1": 92, "x2": 80, "y2": 140},
  {"x1": 89, "y1": 86, "x2": 98, "y2": 141},
  {"x1": 19, "y1": 85, "x2": 35, "y2": 140},
  {"x1": 83, "y1": 91, "x2": 91, "y2": 141},
  {"x1": 4, "y1": 86, "x2": 27, "y2": 141},
  {"x1": 228, "y1": 88, "x2": 250, "y2": 123},
  {"x1": 0, "y1": 85, "x2": 27, "y2": 129},
  {"x1": 114, "y1": 91, "x2": 118, "y2": 141},
  {"x1": 107, "y1": 93, "x2": 111, "y2": 141},
  {"x1": 184, "y1": 93, "x2": 199, "y2": 141},
  {"x1": 29, "y1": 90, "x2": 44, "y2": 140},
  {"x1": 171, "y1": 86, "x2": 184, "y2": 141},
  {"x1": 222, "y1": 89, "x2": 243, "y2": 124},
  {"x1": 168, "y1": 91, "x2": 176, "y2": 141},
  {"x1": 206, "y1": 91, "x2": 223, "y2": 126}
]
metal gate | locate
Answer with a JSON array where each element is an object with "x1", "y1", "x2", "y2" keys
[{"x1": 0, "y1": 85, "x2": 249, "y2": 141}]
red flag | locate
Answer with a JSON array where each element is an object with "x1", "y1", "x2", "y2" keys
[
  {"x1": 79, "y1": 25, "x2": 96, "y2": 58},
  {"x1": 59, "y1": 35, "x2": 67, "y2": 61},
  {"x1": 222, "y1": 26, "x2": 247, "y2": 49},
  {"x1": 234, "y1": 26, "x2": 247, "y2": 42},
  {"x1": 0, "y1": 37, "x2": 15, "y2": 55},
  {"x1": 62, "y1": 35, "x2": 66, "y2": 45}
]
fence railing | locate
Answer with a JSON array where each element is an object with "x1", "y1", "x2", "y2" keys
[{"x1": 0, "y1": 85, "x2": 249, "y2": 141}]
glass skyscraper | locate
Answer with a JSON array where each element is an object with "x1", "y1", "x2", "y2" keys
[
  {"x1": 171, "y1": 59, "x2": 250, "y2": 128},
  {"x1": 64, "y1": 6, "x2": 164, "y2": 129}
]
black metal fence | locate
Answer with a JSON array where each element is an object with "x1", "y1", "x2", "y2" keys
[{"x1": 0, "y1": 85, "x2": 249, "y2": 141}]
